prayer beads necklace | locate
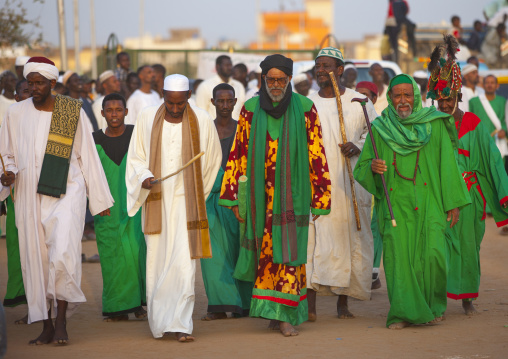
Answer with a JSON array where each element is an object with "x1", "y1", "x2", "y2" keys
[{"x1": 393, "y1": 150, "x2": 420, "y2": 185}]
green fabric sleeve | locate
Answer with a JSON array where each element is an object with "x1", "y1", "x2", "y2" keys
[
  {"x1": 353, "y1": 132, "x2": 384, "y2": 200},
  {"x1": 311, "y1": 207, "x2": 330, "y2": 215},
  {"x1": 218, "y1": 199, "x2": 238, "y2": 208}
]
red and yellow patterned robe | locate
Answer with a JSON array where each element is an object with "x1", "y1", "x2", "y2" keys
[{"x1": 219, "y1": 95, "x2": 331, "y2": 325}]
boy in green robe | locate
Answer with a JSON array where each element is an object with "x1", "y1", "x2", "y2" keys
[
  {"x1": 426, "y1": 38, "x2": 508, "y2": 316},
  {"x1": 353, "y1": 73, "x2": 470, "y2": 329},
  {"x1": 93, "y1": 93, "x2": 147, "y2": 321},
  {"x1": 200, "y1": 83, "x2": 253, "y2": 321}
]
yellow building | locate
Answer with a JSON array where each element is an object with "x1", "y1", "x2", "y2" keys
[{"x1": 250, "y1": 0, "x2": 333, "y2": 50}]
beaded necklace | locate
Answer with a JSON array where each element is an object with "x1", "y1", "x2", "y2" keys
[{"x1": 393, "y1": 150, "x2": 420, "y2": 185}]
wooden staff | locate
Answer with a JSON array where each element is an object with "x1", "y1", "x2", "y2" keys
[
  {"x1": 351, "y1": 97, "x2": 397, "y2": 227},
  {"x1": 0, "y1": 153, "x2": 14, "y2": 202},
  {"x1": 150, "y1": 151, "x2": 204, "y2": 184},
  {"x1": 328, "y1": 72, "x2": 361, "y2": 231}
]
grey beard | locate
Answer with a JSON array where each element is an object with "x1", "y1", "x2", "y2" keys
[
  {"x1": 397, "y1": 103, "x2": 413, "y2": 119},
  {"x1": 265, "y1": 81, "x2": 289, "y2": 102}
]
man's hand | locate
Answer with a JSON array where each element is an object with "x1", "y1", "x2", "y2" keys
[
  {"x1": 371, "y1": 159, "x2": 387, "y2": 174},
  {"x1": 447, "y1": 208, "x2": 460, "y2": 228},
  {"x1": 1, "y1": 171, "x2": 15, "y2": 187},
  {"x1": 503, "y1": 201, "x2": 508, "y2": 209},
  {"x1": 99, "y1": 208, "x2": 111, "y2": 217},
  {"x1": 312, "y1": 214, "x2": 320, "y2": 221},
  {"x1": 142, "y1": 177, "x2": 155, "y2": 190},
  {"x1": 339, "y1": 142, "x2": 360, "y2": 158},
  {"x1": 498, "y1": 129, "x2": 506, "y2": 139},
  {"x1": 231, "y1": 205, "x2": 245, "y2": 223}
]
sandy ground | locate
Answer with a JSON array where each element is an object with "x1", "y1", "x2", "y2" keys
[{"x1": 1, "y1": 217, "x2": 507, "y2": 359}]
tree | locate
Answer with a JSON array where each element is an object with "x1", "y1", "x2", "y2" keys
[{"x1": 0, "y1": 0, "x2": 44, "y2": 49}]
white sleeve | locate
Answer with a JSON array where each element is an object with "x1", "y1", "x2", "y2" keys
[
  {"x1": 200, "y1": 113, "x2": 222, "y2": 199},
  {"x1": 0, "y1": 106, "x2": 17, "y2": 201}
]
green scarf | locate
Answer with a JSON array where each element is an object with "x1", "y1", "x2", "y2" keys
[
  {"x1": 37, "y1": 95, "x2": 82, "y2": 198},
  {"x1": 372, "y1": 74, "x2": 458, "y2": 155},
  {"x1": 245, "y1": 93, "x2": 311, "y2": 266}
]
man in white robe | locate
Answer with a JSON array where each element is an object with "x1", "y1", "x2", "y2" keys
[
  {"x1": 307, "y1": 48, "x2": 376, "y2": 320},
  {"x1": 125, "y1": 65, "x2": 162, "y2": 126},
  {"x1": 0, "y1": 57, "x2": 114, "y2": 345},
  {"x1": 126, "y1": 74, "x2": 221, "y2": 341},
  {"x1": 92, "y1": 70, "x2": 121, "y2": 130},
  {"x1": 460, "y1": 64, "x2": 485, "y2": 113},
  {"x1": 195, "y1": 55, "x2": 246, "y2": 121}
]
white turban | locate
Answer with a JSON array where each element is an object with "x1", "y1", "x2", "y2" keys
[
  {"x1": 99, "y1": 70, "x2": 115, "y2": 84},
  {"x1": 293, "y1": 73, "x2": 308, "y2": 85},
  {"x1": 163, "y1": 74, "x2": 189, "y2": 91},
  {"x1": 23, "y1": 57, "x2": 59, "y2": 81},
  {"x1": 461, "y1": 64, "x2": 478, "y2": 76},
  {"x1": 344, "y1": 64, "x2": 357, "y2": 73},
  {"x1": 62, "y1": 70, "x2": 76, "y2": 86},
  {"x1": 413, "y1": 70, "x2": 428, "y2": 79},
  {"x1": 15, "y1": 56, "x2": 30, "y2": 67}
]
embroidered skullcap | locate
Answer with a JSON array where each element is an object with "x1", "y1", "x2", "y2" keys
[
  {"x1": 293, "y1": 73, "x2": 308, "y2": 85},
  {"x1": 315, "y1": 47, "x2": 345, "y2": 65},
  {"x1": 260, "y1": 54, "x2": 293, "y2": 76},
  {"x1": 99, "y1": 70, "x2": 115, "y2": 84},
  {"x1": 15, "y1": 56, "x2": 30, "y2": 67},
  {"x1": 62, "y1": 70, "x2": 76, "y2": 86},
  {"x1": 163, "y1": 74, "x2": 189, "y2": 91},
  {"x1": 356, "y1": 81, "x2": 379, "y2": 96},
  {"x1": 461, "y1": 64, "x2": 477, "y2": 76},
  {"x1": 23, "y1": 57, "x2": 59, "y2": 81}
]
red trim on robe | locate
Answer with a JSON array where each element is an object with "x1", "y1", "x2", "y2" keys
[
  {"x1": 447, "y1": 292, "x2": 479, "y2": 300},
  {"x1": 458, "y1": 148, "x2": 470, "y2": 157},
  {"x1": 500, "y1": 196, "x2": 508, "y2": 206},
  {"x1": 456, "y1": 112, "x2": 481, "y2": 139},
  {"x1": 252, "y1": 294, "x2": 307, "y2": 307},
  {"x1": 477, "y1": 185, "x2": 487, "y2": 221},
  {"x1": 496, "y1": 218, "x2": 508, "y2": 228}
]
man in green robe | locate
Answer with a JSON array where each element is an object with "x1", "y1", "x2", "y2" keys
[
  {"x1": 93, "y1": 93, "x2": 147, "y2": 321},
  {"x1": 426, "y1": 41, "x2": 508, "y2": 315},
  {"x1": 200, "y1": 83, "x2": 253, "y2": 321},
  {"x1": 353, "y1": 74, "x2": 470, "y2": 329}
]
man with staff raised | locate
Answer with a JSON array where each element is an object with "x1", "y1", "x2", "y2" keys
[
  {"x1": 306, "y1": 47, "x2": 378, "y2": 321},
  {"x1": 353, "y1": 73, "x2": 470, "y2": 329}
]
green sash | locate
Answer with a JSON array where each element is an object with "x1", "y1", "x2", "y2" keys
[
  {"x1": 245, "y1": 93, "x2": 311, "y2": 266},
  {"x1": 37, "y1": 95, "x2": 82, "y2": 197},
  {"x1": 372, "y1": 74, "x2": 458, "y2": 156}
]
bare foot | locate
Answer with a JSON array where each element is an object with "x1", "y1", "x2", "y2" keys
[
  {"x1": 134, "y1": 308, "x2": 147, "y2": 319},
  {"x1": 337, "y1": 295, "x2": 355, "y2": 319},
  {"x1": 175, "y1": 332, "x2": 195, "y2": 342},
  {"x1": 103, "y1": 314, "x2": 129, "y2": 322},
  {"x1": 388, "y1": 321, "x2": 410, "y2": 330},
  {"x1": 427, "y1": 315, "x2": 445, "y2": 324},
  {"x1": 15, "y1": 314, "x2": 28, "y2": 325},
  {"x1": 307, "y1": 289, "x2": 317, "y2": 322},
  {"x1": 53, "y1": 319, "x2": 68, "y2": 345},
  {"x1": 28, "y1": 320, "x2": 54, "y2": 345},
  {"x1": 201, "y1": 312, "x2": 227, "y2": 321},
  {"x1": 279, "y1": 322, "x2": 299, "y2": 337},
  {"x1": 462, "y1": 300, "x2": 479, "y2": 316},
  {"x1": 268, "y1": 319, "x2": 280, "y2": 331}
]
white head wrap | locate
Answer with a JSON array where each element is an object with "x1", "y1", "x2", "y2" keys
[
  {"x1": 344, "y1": 64, "x2": 357, "y2": 73},
  {"x1": 15, "y1": 56, "x2": 30, "y2": 67},
  {"x1": 413, "y1": 70, "x2": 428, "y2": 79},
  {"x1": 293, "y1": 73, "x2": 308, "y2": 85},
  {"x1": 163, "y1": 74, "x2": 189, "y2": 91},
  {"x1": 62, "y1": 70, "x2": 76, "y2": 86},
  {"x1": 23, "y1": 59, "x2": 59, "y2": 81},
  {"x1": 57, "y1": 75, "x2": 64, "y2": 84},
  {"x1": 99, "y1": 70, "x2": 115, "y2": 84},
  {"x1": 461, "y1": 64, "x2": 478, "y2": 76}
]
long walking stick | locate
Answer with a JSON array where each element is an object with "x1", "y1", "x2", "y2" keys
[
  {"x1": 0, "y1": 153, "x2": 14, "y2": 202},
  {"x1": 351, "y1": 97, "x2": 396, "y2": 227},
  {"x1": 150, "y1": 151, "x2": 204, "y2": 184},
  {"x1": 328, "y1": 72, "x2": 361, "y2": 231}
]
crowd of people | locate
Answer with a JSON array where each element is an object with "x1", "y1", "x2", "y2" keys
[{"x1": 0, "y1": 31, "x2": 507, "y2": 350}]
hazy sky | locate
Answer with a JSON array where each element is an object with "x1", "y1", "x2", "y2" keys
[{"x1": 23, "y1": 0, "x2": 488, "y2": 48}]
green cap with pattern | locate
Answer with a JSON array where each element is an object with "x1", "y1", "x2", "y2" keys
[{"x1": 316, "y1": 47, "x2": 344, "y2": 65}]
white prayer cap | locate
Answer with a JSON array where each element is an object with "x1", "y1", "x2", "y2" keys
[
  {"x1": 344, "y1": 64, "x2": 357, "y2": 73},
  {"x1": 99, "y1": 70, "x2": 115, "y2": 83},
  {"x1": 163, "y1": 74, "x2": 189, "y2": 91},
  {"x1": 461, "y1": 64, "x2": 478, "y2": 76},
  {"x1": 293, "y1": 73, "x2": 308, "y2": 85},
  {"x1": 23, "y1": 57, "x2": 59, "y2": 81},
  {"x1": 62, "y1": 70, "x2": 76, "y2": 86},
  {"x1": 413, "y1": 70, "x2": 428, "y2": 79},
  {"x1": 15, "y1": 56, "x2": 30, "y2": 67},
  {"x1": 57, "y1": 75, "x2": 64, "y2": 84}
]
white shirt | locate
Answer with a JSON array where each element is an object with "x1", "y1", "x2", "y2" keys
[
  {"x1": 461, "y1": 86, "x2": 485, "y2": 112},
  {"x1": 0, "y1": 94, "x2": 16, "y2": 127},
  {"x1": 126, "y1": 89, "x2": 162, "y2": 126}
]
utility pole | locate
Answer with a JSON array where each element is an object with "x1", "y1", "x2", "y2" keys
[
  {"x1": 57, "y1": 0, "x2": 68, "y2": 71},
  {"x1": 73, "y1": 0, "x2": 80, "y2": 73},
  {"x1": 90, "y1": 0, "x2": 97, "y2": 78}
]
